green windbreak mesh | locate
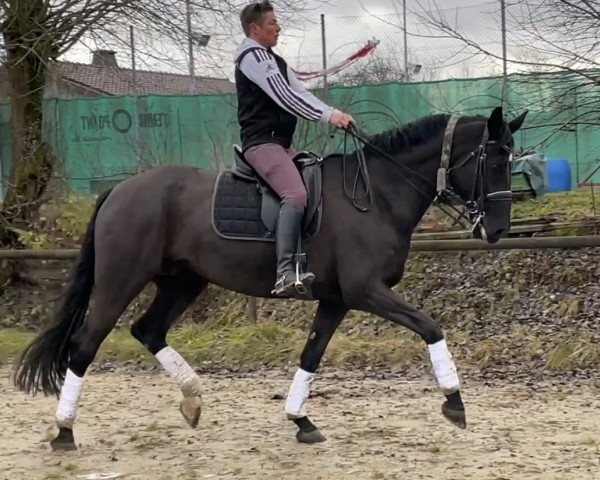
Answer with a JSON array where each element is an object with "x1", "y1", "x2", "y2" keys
[{"x1": 0, "y1": 72, "x2": 598, "y2": 195}]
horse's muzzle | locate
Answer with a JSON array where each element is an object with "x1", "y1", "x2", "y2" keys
[{"x1": 481, "y1": 190, "x2": 512, "y2": 244}]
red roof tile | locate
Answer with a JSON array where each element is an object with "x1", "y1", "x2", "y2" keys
[{"x1": 52, "y1": 61, "x2": 235, "y2": 96}]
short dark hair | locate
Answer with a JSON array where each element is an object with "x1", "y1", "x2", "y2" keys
[{"x1": 240, "y1": 1, "x2": 274, "y2": 36}]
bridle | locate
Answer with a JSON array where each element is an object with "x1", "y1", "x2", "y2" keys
[
  {"x1": 436, "y1": 114, "x2": 490, "y2": 232},
  {"x1": 341, "y1": 115, "x2": 511, "y2": 232}
]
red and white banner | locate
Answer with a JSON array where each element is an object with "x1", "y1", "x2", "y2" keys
[{"x1": 292, "y1": 39, "x2": 380, "y2": 81}]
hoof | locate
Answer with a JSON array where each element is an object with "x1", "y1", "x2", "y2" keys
[
  {"x1": 442, "y1": 400, "x2": 467, "y2": 430},
  {"x1": 50, "y1": 428, "x2": 77, "y2": 451},
  {"x1": 296, "y1": 428, "x2": 326, "y2": 444},
  {"x1": 292, "y1": 416, "x2": 326, "y2": 444},
  {"x1": 180, "y1": 396, "x2": 202, "y2": 428}
]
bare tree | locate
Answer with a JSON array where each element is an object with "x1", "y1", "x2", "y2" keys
[{"x1": 410, "y1": 0, "x2": 599, "y2": 125}]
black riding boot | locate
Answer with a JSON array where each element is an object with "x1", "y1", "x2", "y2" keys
[{"x1": 273, "y1": 202, "x2": 315, "y2": 296}]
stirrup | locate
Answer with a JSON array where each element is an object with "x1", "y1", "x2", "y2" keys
[
  {"x1": 293, "y1": 257, "x2": 314, "y2": 294},
  {"x1": 293, "y1": 274, "x2": 315, "y2": 295},
  {"x1": 272, "y1": 272, "x2": 314, "y2": 297}
]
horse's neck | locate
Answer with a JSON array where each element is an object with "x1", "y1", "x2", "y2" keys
[{"x1": 369, "y1": 142, "x2": 442, "y2": 231}]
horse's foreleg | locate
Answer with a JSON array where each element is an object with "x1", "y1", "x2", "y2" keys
[
  {"x1": 285, "y1": 300, "x2": 347, "y2": 443},
  {"x1": 358, "y1": 283, "x2": 466, "y2": 429}
]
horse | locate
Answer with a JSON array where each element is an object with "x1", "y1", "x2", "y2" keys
[{"x1": 13, "y1": 106, "x2": 527, "y2": 451}]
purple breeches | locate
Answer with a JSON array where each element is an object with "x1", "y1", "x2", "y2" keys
[{"x1": 244, "y1": 143, "x2": 307, "y2": 211}]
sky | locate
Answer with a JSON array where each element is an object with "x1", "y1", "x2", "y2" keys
[
  {"x1": 63, "y1": 0, "x2": 511, "y2": 82},
  {"x1": 276, "y1": 0, "x2": 506, "y2": 81},
  {"x1": 321, "y1": 0, "x2": 495, "y2": 15}
]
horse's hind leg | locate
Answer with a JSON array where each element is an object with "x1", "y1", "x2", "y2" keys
[
  {"x1": 52, "y1": 279, "x2": 147, "y2": 451},
  {"x1": 130, "y1": 270, "x2": 207, "y2": 428}
]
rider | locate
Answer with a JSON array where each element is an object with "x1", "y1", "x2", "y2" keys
[{"x1": 235, "y1": 0, "x2": 355, "y2": 296}]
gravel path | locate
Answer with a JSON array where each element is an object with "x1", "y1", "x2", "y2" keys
[{"x1": 1, "y1": 368, "x2": 598, "y2": 480}]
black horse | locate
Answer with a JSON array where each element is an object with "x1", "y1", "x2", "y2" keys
[{"x1": 13, "y1": 107, "x2": 527, "y2": 451}]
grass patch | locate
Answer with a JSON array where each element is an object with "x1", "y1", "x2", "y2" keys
[
  {"x1": 167, "y1": 322, "x2": 305, "y2": 368},
  {"x1": 546, "y1": 334, "x2": 600, "y2": 371},
  {"x1": 1, "y1": 321, "x2": 599, "y2": 373},
  {"x1": 0, "y1": 323, "x2": 423, "y2": 371},
  {"x1": 0, "y1": 329, "x2": 36, "y2": 365},
  {"x1": 327, "y1": 329, "x2": 424, "y2": 367},
  {"x1": 511, "y1": 190, "x2": 597, "y2": 221},
  {"x1": 465, "y1": 326, "x2": 600, "y2": 373}
]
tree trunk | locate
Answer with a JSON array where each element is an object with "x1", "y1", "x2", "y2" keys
[
  {"x1": 1, "y1": 32, "x2": 54, "y2": 235},
  {"x1": 0, "y1": 6, "x2": 55, "y2": 292}
]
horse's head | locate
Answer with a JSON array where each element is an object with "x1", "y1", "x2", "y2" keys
[{"x1": 448, "y1": 107, "x2": 527, "y2": 244}]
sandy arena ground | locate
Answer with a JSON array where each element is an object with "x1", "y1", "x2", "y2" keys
[{"x1": 1, "y1": 367, "x2": 598, "y2": 480}]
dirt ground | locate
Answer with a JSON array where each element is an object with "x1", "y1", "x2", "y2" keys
[{"x1": 1, "y1": 367, "x2": 598, "y2": 480}]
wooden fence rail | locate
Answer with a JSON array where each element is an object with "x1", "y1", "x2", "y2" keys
[
  {"x1": 2, "y1": 235, "x2": 600, "y2": 260},
  {"x1": 3, "y1": 235, "x2": 599, "y2": 324}
]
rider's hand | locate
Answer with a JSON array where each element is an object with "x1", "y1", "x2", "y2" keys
[{"x1": 329, "y1": 110, "x2": 355, "y2": 129}]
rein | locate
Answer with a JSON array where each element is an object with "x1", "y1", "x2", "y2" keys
[
  {"x1": 342, "y1": 127, "x2": 374, "y2": 212},
  {"x1": 341, "y1": 118, "x2": 490, "y2": 229}
]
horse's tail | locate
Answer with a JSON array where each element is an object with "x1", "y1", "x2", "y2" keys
[{"x1": 13, "y1": 188, "x2": 113, "y2": 397}]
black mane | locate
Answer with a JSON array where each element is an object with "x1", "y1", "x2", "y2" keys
[{"x1": 364, "y1": 114, "x2": 451, "y2": 156}]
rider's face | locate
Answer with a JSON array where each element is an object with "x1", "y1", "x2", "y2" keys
[{"x1": 251, "y1": 11, "x2": 281, "y2": 48}]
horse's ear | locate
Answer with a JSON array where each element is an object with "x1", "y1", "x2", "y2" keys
[
  {"x1": 509, "y1": 110, "x2": 528, "y2": 133},
  {"x1": 487, "y1": 106, "x2": 503, "y2": 139}
]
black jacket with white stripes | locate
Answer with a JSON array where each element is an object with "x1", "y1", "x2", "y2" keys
[{"x1": 234, "y1": 38, "x2": 335, "y2": 152}]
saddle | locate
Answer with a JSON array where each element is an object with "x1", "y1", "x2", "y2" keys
[{"x1": 211, "y1": 145, "x2": 324, "y2": 242}]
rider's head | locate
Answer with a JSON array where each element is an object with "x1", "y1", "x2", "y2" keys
[{"x1": 240, "y1": 1, "x2": 281, "y2": 49}]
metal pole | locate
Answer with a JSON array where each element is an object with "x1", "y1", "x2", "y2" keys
[
  {"x1": 574, "y1": 87, "x2": 580, "y2": 185},
  {"x1": 320, "y1": 14, "x2": 328, "y2": 101},
  {"x1": 130, "y1": 25, "x2": 136, "y2": 90},
  {"x1": 130, "y1": 25, "x2": 141, "y2": 172},
  {"x1": 403, "y1": 0, "x2": 409, "y2": 82},
  {"x1": 186, "y1": 0, "x2": 194, "y2": 78},
  {"x1": 500, "y1": 0, "x2": 508, "y2": 108}
]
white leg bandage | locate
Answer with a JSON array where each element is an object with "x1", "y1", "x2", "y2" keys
[
  {"x1": 56, "y1": 369, "x2": 84, "y2": 429},
  {"x1": 428, "y1": 339, "x2": 460, "y2": 394},
  {"x1": 285, "y1": 368, "x2": 315, "y2": 419},
  {"x1": 155, "y1": 347, "x2": 202, "y2": 398}
]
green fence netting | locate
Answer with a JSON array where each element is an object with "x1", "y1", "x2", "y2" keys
[{"x1": 1, "y1": 71, "x2": 598, "y2": 196}]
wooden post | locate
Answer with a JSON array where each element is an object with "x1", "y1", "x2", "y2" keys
[{"x1": 246, "y1": 297, "x2": 258, "y2": 324}]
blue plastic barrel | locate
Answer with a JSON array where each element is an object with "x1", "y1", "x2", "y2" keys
[{"x1": 546, "y1": 158, "x2": 572, "y2": 192}]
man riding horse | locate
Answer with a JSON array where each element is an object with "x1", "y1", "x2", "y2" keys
[{"x1": 234, "y1": 0, "x2": 355, "y2": 296}]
